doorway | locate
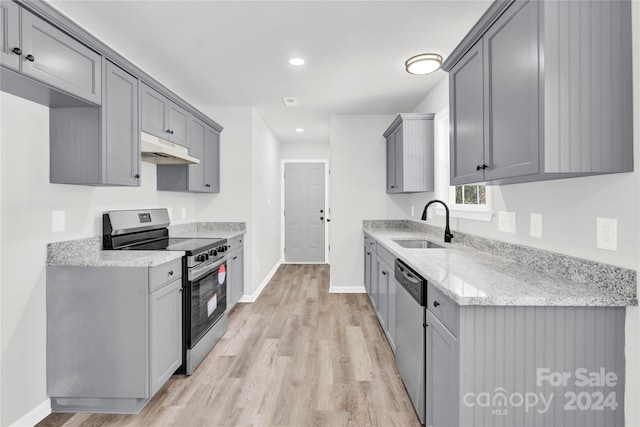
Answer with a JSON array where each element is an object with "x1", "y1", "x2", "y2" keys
[{"x1": 282, "y1": 161, "x2": 329, "y2": 263}]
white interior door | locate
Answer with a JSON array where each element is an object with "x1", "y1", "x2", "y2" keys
[{"x1": 284, "y1": 162, "x2": 326, "y2": 263}]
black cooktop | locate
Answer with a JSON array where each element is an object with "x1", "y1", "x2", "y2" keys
[{"x1": 126, "y1": 237, "x2": 225, "y2": 254}]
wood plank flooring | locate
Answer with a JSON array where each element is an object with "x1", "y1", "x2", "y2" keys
[{"x1": 37, "y1": 264, "x2": 420, "y2": 427}]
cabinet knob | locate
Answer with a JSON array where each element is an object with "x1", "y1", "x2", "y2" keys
[
  {"x1": 390, "y1": 185, "x2": 396, "y2": 189},
  {"x1": 382, "y1": 271, "x2": 388, "y2": 276},
  {"x1": 165, "y1": 129, "x2": 174, "y2": 135},
  {"x1": 476, "y1": 164, "x2": 489, "y2": 171},
  {"x1": 12, "y1": 47, "x2": 22, "y2": 56},
  {"x1": 205, "y1": 184, "x2": 211, "y2": 187},
  {"x1": 168, "y1": 270, "x2": 174, "y2": 276},
  {"x1": 25, "y1": 54, "x2": 35, "y2": 62},
  {"x1": 320, "y1": 216, "x2": 324, "y2": 221},
  {"x1": 433, "y1": 301, "x2": 440, "y2": 307},
  {"x1": 134, "y1": 174, "x2": 140, "y2": 179}
]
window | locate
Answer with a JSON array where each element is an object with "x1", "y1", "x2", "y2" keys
[{"x1": 434, "y1": 108, "x2": 493, "y2": 221}]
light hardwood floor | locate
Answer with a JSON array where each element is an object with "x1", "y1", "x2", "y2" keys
[{"x1": 37, "y1": 264, "x2": 420, "y2": 427}]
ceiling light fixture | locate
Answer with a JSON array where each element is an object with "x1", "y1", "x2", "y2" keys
[
  {"x1": 289, "y1": 58, "x2": 305, "y2": 66},
  {"x1": 295, "y1": 128, "x2": 304, "y2": 132},
  {"x1": 405, "y1": 53, "x2": 443, "y2": 75}
]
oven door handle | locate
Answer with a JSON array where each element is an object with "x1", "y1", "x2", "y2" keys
[{"x1": 189, "y1": 258, "x2": 225, "y2": 282}]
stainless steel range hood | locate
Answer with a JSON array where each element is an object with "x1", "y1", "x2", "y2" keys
[{"x1": 140, "y1": 132, "x2": 200, "y2": 165}]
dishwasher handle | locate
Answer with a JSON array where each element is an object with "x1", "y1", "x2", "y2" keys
[{"x1": 394, "y1": 259, "x2": 427, "y2": 306}]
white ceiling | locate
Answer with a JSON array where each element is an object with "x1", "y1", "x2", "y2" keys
[{"x1": 49, "y1": 0, "x2": 492, "y2": 144}]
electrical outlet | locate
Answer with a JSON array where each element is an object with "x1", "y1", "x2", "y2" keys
[
  {"x1": 530, "y1": 213, "x2": 542, "y2": 238},
  {"x1": 597, "y1": 217, "x2": 617, "y2": 251},
  {"x1": 51, "y1": 210, "x2": 65, "y2": 233},
  {"x1": 498, "y1": 211, "x2": 517, "y2": 234},
  {"x1": 181, "y1": 207, "x2": 187, "y2": 219},
  {"x1": 411, "y1": 206, "x2": 415, "y2": 217}
]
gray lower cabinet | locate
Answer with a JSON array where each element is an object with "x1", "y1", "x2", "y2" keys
[
  {"x1": 227, "y1": 235, "x2": 245, "y2": 311},
  {"x1": 157, "y1": 116, "x2": 221, "y2": 193},
  {"x1": 425, "y1": 282, "x2": 626, "y2": 427},
  {"x1": 364, "y1": 233, "x2": 395, "y2": 352},
  {"x1": 383, "y1": 113, "x2": 435, "y2": 193},
  {"x1": 46, "y1": 258, "x2": 182, "y2": 414},
  {"x1": 50, "y1": 60, "x2": 140, "y2": 186},
  {"x1": 141, "y1": 82, "x2": 190, "y2": 147},
  {"x1": 446, "y1": 0, "x2": 633, "y2": 185},
  {"x1": 1, "y1": 4, "x2": 102, "y2": 105}
]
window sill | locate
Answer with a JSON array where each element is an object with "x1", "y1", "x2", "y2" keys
[{"x1": 432, "y1": 207, "x2": 494, "y2": 222}]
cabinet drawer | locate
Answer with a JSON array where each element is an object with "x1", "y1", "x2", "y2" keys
[
  {"x1": 364, "y1": 235, "x2": 377, "y2": 253},
  {"x1": 149, "y1": 258, "x2": 182, "y2": 293},
  {"x1": 376, "y1": 243, "x2": 395, "y2": 271},
  {"x1": 226, "y1": 234, "x2": 244, "y2": 252},
  {"x1": 427, "y1": 283, "x2": 459, "y2": 336}
]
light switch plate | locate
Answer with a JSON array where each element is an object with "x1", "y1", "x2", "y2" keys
[
  {"x1": 498, "y1": 211, "x2": 517, "y2": 234},
  {"x1": 596, "y1": 217, "x2": 617, "y2": 251},
  {"x1": 52, "y1": 210, "x2": 65, "y2": 233},
  {"x1": 530, "y1": 213, "x2": 543, "y2": 238}
]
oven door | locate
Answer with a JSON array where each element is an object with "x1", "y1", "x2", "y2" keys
[{"x1": 187, "y1": 259, "x2": 227, "y2": 348}]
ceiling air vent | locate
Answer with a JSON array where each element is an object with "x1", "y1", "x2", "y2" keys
[{"x1": 282, "y1": 97, "x2": 298, "y2": 107}]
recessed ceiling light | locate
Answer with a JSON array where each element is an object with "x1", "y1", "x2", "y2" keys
[
  {"x1": 295, "y1": 128, "x2": 304, "y2": 132},
  {"x1": 405, "y1": 53, "x2": 443, "y2": 75},
  {"x1": 289, "y1": 58, "x2": 305, "y2": 66}
]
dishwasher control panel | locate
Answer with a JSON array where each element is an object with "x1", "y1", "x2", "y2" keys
[{"x1": 394, "y1": 259, "x2": 427, "y2": 306}]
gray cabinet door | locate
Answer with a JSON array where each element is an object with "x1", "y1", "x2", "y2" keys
[
  {"x1": 387, "y1": 277, "x2": 396, "y2": 352},
  {"x1": 204, "y1": 126, "x2": 220, "y2": 192},
  {"x1": 168, "y1": 102, "x2": 189, "y2": 147},
  {"x1": 393, "y1": 128, "x2": 404, "y2": 192},
  {"x1": 149, "y1": 278, "x2": 182, "y2": 396},
  {"x1": 377, "y1": 257, "x2": 389, "y2": 330},
  {"x1": 228, "y1": 249, "x2": 244, "y2": 309},
  {"x1": 450, "y1": 42, "x2": 485, "y2": 185},
  {"x1": 386, "y1": 131, "x2": 397, "y2": 192},
  {"x1": 364, "y1": 243, "x2": 372, "y2": 297},
  {"x1": 426, "y1": 310, "x2": 459, "y2": 427},
  {"x1": 20, "y1": 9, "x2": 101, "y2": 105},
  {"x1": 141, "y1": 83, "x2": 169, "y2": 138},
  {"x1": 188, "y1": 116, "x2": 207, "y2": 192},
  {"x1": 104, "y1": 61, "x2": 140, "y2": 186},
  {"x1": 0, "y1": 1, "x2": 19, "y2": 70},
  {"x1": 483, "y1": 0, "x2": 539, "y2": 181}
]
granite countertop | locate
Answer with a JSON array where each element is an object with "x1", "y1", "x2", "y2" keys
[
  {"x1": 169, "y1": 222, "x2": 245, "y2": 239},
  {"x1": 47, "y1": 222, "x2": 246, "y2": 268},
  {"x1": 364, "y1": 220, "x2": 637, "y2": 307},
  {"x1": 47, "y1": 237, "x2": 184, "y2": 267}
]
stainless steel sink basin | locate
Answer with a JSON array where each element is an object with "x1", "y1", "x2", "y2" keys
[{"x1": 392, "y1": 239, "x2": 445, "y2": 249}]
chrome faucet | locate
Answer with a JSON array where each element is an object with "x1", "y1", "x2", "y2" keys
[{"x1": 421, "y1": 199, "x2": 454, "y2": 243}]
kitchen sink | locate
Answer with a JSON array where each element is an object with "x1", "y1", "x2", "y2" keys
[{"x1": 392, "y1": 239, "x2": 445, "y2": 249}]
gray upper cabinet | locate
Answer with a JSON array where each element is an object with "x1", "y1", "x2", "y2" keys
[
  {"x1": 445, "y1": 0, "x2": 633, "y2": 185},
  {"x1": 0, "y1": 1, "x2": 19, "y2": 71},
  {"x1": 20, "y1": 7, "x2": 101, "y2": 104},
  {"x1": 383, "y1": 113, "x2": 435, "y2": 193},
  {"x1": 50, "y1": 60, "x2": 140, "y2": 186},
  {"x1": 141, "y1": 83, "x2": 190, "y2": 147},
  {"x1": 157, "y1": 116, "x2": 221, "y2": 193}
]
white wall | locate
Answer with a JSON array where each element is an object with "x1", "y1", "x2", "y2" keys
[
  {"x1": 328, "y1": 114, "x2": 403, "y2": 290},
  {"x1": 250, "y1": 110, "x2": 282, "y2": 292},
  {"x1": 280, "y1": 140, "x2": 330, "y2": 160}
]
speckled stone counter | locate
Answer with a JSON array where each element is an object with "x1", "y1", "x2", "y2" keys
[
  {"x1": 364, "y1": 220, "x2": 637, "y2": 307},
  {"x1": 47, "y1": 237, "x2": 183, "y2": 267},
  {"x1": 170, "y1": 222, "x2": 246, "y2": 239}
]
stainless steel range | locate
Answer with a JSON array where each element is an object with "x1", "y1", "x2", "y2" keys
[{"x1": 103, "y1": 208, "x2": 227, "y2": 375}]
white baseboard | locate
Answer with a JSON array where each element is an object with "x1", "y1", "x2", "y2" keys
[
  {"x1": 329, "y1": 285, "x2": 366, "y2": 294},
  {"x1": 10, "y1": 398, "x2": 51, "y2": 427},
  {"x1": 238, "y1": 259, "x2": 282, "y2": 303}
]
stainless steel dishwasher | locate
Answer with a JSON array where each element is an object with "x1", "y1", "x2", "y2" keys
[{"x1": 394, "y1": 259, "x2": 427, "y2": 425}]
